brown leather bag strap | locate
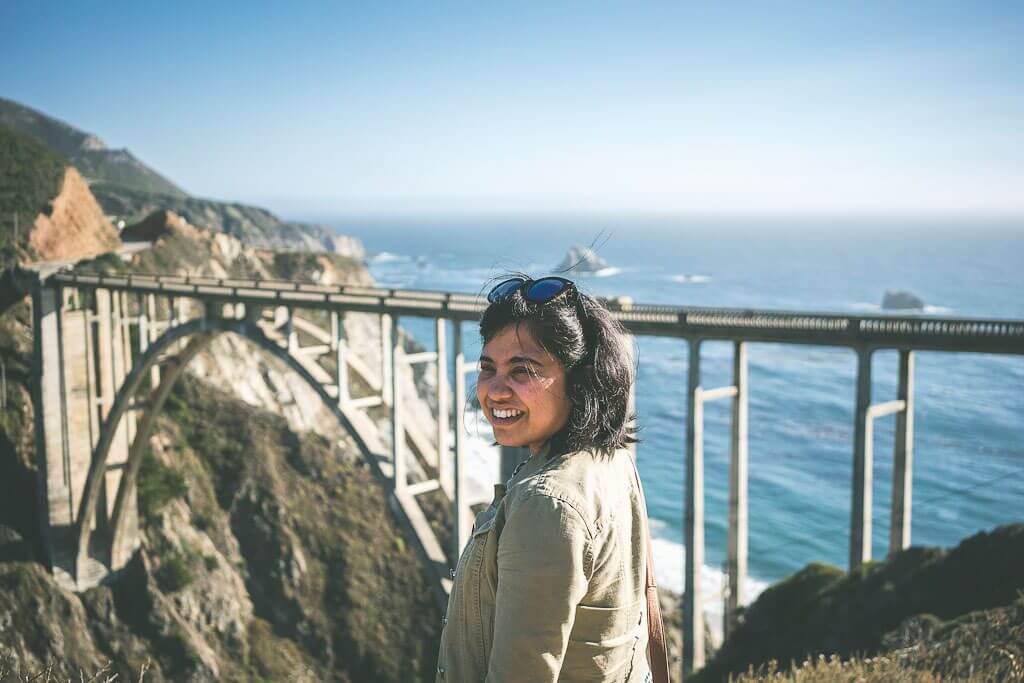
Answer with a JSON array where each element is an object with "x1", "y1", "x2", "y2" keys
[{"x1": 630, "y1": 454, "x2": 674, "y2": 683}]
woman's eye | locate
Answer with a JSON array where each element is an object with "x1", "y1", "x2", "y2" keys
[
  {"x1": 479, "y1": 365, "x2": 494, "y2": 375},
  {"x1": 511, "y1": 366, "x2": 530, "y2": 377}
]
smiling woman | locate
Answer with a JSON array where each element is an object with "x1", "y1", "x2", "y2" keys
[{"x1": 436, "y1": 274, "x2": 672, "y2": 683}]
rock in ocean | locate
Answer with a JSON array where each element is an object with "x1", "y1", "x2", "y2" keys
[{"x1": 882, "y1": 289, "x2": 925, "y2": 311}]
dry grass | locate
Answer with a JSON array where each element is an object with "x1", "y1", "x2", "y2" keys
[
  {"x1": 0, "y1": 654, "x2": 150, "y2": 683},
  {"x1": 730, "y1": 594, "x2": 1024, "y2": 682}
]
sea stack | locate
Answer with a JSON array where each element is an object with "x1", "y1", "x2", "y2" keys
[
  {"x1": 882, "y1": 289, "x2": 925, "y2": 311},
  {"x1": 556, "y1": 245, "x2": 610, "y2": 274}
]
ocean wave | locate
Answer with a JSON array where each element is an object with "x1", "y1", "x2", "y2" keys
[
  {"x1": 670, "y1": 274, "x2": 711, "y2": 284},
  {"x1": 369, "y1": 251, "x2": 410, "y2": 264},
  {"x1": 593, "y1": 266, "x2": 622, "y2": 277}
]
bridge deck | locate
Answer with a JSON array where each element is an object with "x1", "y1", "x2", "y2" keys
[{"x1": 51, "y1": 271, "x2": 1024, "y2": 354}]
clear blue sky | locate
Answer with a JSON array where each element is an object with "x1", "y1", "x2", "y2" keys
[{"x1": 2, "y1": 2, "x2": 1022, "y2": 217}]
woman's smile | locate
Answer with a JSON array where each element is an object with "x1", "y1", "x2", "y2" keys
[{"x1": 490, "y1": 406, "x2": 525, "y2": 425}]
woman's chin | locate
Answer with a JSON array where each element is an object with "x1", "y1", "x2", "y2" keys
[{"x1": 492, "y1": 431, "x2": 526, "y2": 448}]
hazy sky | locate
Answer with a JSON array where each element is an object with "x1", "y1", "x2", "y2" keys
[{"x1": 2, "y1": 2, "x2": 1022, "y2": 217}]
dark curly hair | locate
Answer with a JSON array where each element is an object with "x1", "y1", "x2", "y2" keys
[{"x1": 478, "y1": 274, "x2": 638, "y2": 458}]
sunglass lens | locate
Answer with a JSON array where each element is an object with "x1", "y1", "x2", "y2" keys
[
  {"x1": 525, "y1": 277, "x2": 569, "y2": 302},
  {"x1": 488, "y1": 278, "x2": 525, "y2": 303}
]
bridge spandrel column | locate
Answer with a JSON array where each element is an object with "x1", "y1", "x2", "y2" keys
[
  {"x1": 95, "y1": 290, "x2": 131, "y2": 522},
  {"x1": 34, "y1": 286, "x2": 74, "y2": 535},
  {"x1": 850, "y1": 348, "x2": 874, "y2": 569},
  {"x1": 684, "y1": 338, "x2": 705, "y2": 674},
  {"x1": 61, "y1": 307, "x2": 98, "y2": 527}
]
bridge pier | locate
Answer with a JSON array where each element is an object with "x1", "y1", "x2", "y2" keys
[
  {"x1": 725, "y1": 341, "x2": 749, "y2": 641},
  {"x1": 851, "y1": 347, "x2": 917, "y2": 569},
  {"x1": 684, "y1": 338, "x2": 705, "y2": 673}
]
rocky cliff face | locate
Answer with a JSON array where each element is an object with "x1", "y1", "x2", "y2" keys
[{"x1": 27, "y1": 167, "x2": 121, "y2": 262}]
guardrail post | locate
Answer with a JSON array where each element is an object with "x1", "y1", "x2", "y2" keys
[
  {"x1": 890, "y1": 350, "x2": 915, "y2": 555},
  {"x1": 684, "y1": 338, "x2": 704, "y2": 673},
  {"x1": 726, "y1": 341, "x2": 749, "y2": 640},
  {"x1": 850, "y1": 347, "x2": 873, "y2": 569}
]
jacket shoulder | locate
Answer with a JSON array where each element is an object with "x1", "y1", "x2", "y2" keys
[{"x1": 507, "y1": 447, "x2": 636, "y2": 538}]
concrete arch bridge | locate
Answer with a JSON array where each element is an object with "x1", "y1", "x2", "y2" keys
[{"x1": 20, "y1": 269, "x2": 1024, "y2": 676}]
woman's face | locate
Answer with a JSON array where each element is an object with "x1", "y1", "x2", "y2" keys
[{"x1": 477, "y1": 323, "x2": 571, "y2": 455}]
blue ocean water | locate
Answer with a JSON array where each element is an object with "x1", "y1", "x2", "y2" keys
[{"x1": 322, "y1": 215, "x2": 1024, "y2": 593}]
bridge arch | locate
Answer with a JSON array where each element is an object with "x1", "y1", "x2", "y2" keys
[{"x1": 74, "y1": 312, "x2": 383, "y2": 575}]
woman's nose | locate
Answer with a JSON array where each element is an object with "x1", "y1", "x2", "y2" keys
[{"x1": 485, "y1": 374, "x2": 514, "y2": 399}]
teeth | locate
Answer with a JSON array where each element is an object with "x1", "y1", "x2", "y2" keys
[{"x1": 493, "y1": 408, "x2": 523, "y2": 419}]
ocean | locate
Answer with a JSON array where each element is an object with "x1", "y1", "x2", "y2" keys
[{"x1": 318, "y1": 214, "x2": 1024, "y2": 636}]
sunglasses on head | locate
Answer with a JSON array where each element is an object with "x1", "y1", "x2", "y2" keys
[{"x1": 487, "y1": 276, "x2": 576, "y2": 304}]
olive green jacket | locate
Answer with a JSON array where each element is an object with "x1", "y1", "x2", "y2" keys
[{"x1": 437, "y1": 443, "x2": 651, "y2": 682}]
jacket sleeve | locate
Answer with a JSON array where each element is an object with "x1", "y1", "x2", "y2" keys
[{"x1": 486, "y1": 492, "x2": 591, "y2": 682}]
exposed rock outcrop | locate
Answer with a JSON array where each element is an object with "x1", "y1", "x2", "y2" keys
[
  {"x1": 120, "y1": 209, "x2": 200, "y2": 243},
  {"x1": 27, "y1": 167, "x2": 120, "y2": 261}
]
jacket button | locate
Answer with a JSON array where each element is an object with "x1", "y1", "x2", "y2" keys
[
  {"x1": 442, "y1": 615, "x2": 448, "y2": 625},
  {"x1": 437, "y1": 665, "x2": 445, "y2": 675},
  {"x1": 449, "y1": 568, "x2": 456, "y2": 579}
]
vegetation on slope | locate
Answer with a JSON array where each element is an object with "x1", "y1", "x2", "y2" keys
[
  {"x1": 0, "y1": 126, "x2": 66, "y2": 269},
  {"x1": 692, "y1": 524, "x2": 1024, "y2": 682},
  {"x1": 0, "y1": 97, "x2": 186, "y2": 197},
  {"x1": 156, "y1": 375, "x2": 443, "y2": 681}
]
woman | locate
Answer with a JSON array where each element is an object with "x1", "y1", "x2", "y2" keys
[{"x1": 436, "y1": 275, "x2": 669, "y2": 682}]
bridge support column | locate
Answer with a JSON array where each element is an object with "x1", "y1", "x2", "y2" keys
[
  {"x1": 684, "y1": 338, "x2": 705, "y2": 674},
  {"x1": 145, "y1": 294, "x2": 160, "y2": 388},
  {"x1": 335, "y1": 313, "x2": 349, "y2": 405},
  {"x1": 436, "y1": 318, "x2": 450, "y2": 492},
  {"x1": 850, "y1": 348, "x2": 873, "y2": 569},
  {"x1": 33, "y1": 285, "x2": 72, "y2": 569},
  {"x1": 381, "y1": 313, "x2": 393, "y2": 405},
  {"x1": 889, "y1": 350, "x2": 915, "y2": 555},
  {"x1": 725, "y1": 341, "x2": 749, "y2": 640},
  {"x1": 626, "y1": 335, "x2": 637, "y2": 463},
  {"x1": 452, "y1": 321, "x2": 469, "y2": 557},
  {"x1": 391, "y1": 315, "x2": 405, "y2": 491},
  {"x1": 103, "y1": 291, "x2": 132, "y2": 522}
]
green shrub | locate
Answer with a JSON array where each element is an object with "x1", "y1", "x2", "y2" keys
[
  {"x1": 137, "y1": 452, "x2": 187, "y2": 518},
  {"x1": 154, "y1": 552, "x2": 194, "y2": 593}
]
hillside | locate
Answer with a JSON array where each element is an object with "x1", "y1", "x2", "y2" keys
[
  {"x1": 0, "y1": 97, "x2": 186, "y2": 197},
  {"x1": 0, "y1": 97, "x2": 359, "y2": 256},
  {"x1": 692, "y1": 523, "x2": 1024, "y2": 682},
  {"x1": 95, "y1": 181, "x2": 362, "y2": 256}
]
